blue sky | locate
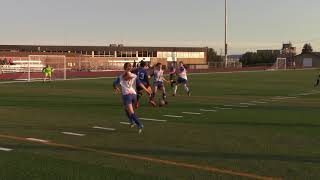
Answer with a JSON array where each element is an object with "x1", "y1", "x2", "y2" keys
[{"x1": 1, "y1": 0, "x2": 319, "y2": 54}]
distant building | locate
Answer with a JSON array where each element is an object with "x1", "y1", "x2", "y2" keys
[
  {"x1": 281, "y1": 43, "x2": 296, "y2": 55},
  {"x1": 294, "y1": 52, "x2": 320, "y2": 68},
  {"x1": 0, "y1": 45, "x2": 208, "y2": 70},
  {"x1": 257, "y1": 50, "x2": 281, "y2": 56}
]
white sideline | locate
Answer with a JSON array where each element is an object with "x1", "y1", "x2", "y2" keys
[
  {"x1": 0, "y1": 147, "x2": 12, "y2": 152},
  {"x1": 120, "y1": 122, "x2": 131, "y2": 125},
  {"x1": 163, "y1": 115, "x2": 183, "y2": 118},
  {"x1": 239, "y1": 103, "x2": 256, "y2": 105},
  {"x1": 92, "y1": 126, "x2": 116, "y2": 131},
  {"x1": 223, "y1": 105, "x2": 248, "y2": 108},
  {"x1": 140, "y1": 118, "x2": 167, "y2": 122},
  {"x1": 1, "y1": 68, "x2": 317, "y2": 85},
  {"x1": 251, "y1": 101, "x2": 268, "y2": 104},
  {"x1": 219, "y1": 108, "x2": 233, "y2": 110},
  {"x1": 182, "y1": 112, "x2": 201, "y2": 115},
  {"x1": 200, "y1": 109, "x2": 217, "y2": 112},
  {"x1": 26, "y1": 138, "x2": 49, "y2": 143},
  {"x1": 62, "y1": 132, "x2": 85, "y2": 136}
]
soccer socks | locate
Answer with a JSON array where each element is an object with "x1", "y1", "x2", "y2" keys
[
  {"x1": 130, "y1": 113, "x2": 143, "y2": 129},
  {"x1": 125, "y1": 110, "x2": 134, "y2": 124},
  {"x1": 173, "y1": 85, "x2": 178, "y2": 95},
  {"x1": 184, "y1": 84, "x2": 190, "y2": 94}
]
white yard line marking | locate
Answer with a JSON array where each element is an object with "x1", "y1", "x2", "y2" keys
[
  {"x1": 120, "y1": 122, "x2": 131, "y2": 125},
  {"x1": 239, "y1": 103, "x2": 255, "y2": 105},
  {"x1": 163, "y1": 115, "x2": 183, "y2": 118},
  {"x1": 92, "y1": 126, "x2": 116, "y2": 131},
  {"x1": 140, "y1": 118, "x2": 167, "y2": 122},
  {"x1": 0, "y1": 147, "x2": 12, "y2": 152},
  {"x1": 62, "y1": 132, "x2": 85, "y2": 137},
  {"x1": 271, "y1": 96, "x2": 297, "y2": 100},
  {"x1": 182, "y1": 112, "x2": 202, "y2": 115},
  {"x1": 223, "y1": 105, "x2": 249, "y2": 108},
  {"x1": 251, "y1": 101, "x2": 267, "y2": 104},
  {"x1": 26, "y1": 138, "x2": 49, "y2": 143},
  {"x1": 200, "y1": 109, "x2": 217, "y2": 112},
  {"x1": 219, "y1": 108, "x2": 233, "y2": 110}
]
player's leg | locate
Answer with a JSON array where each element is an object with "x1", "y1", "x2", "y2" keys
[
  {"x1": 126, "y1": 95, "x2": 143, "y2": 134},
  {"x1": 315, "y1": 79, "x2": 319, "y2": 87},
  {"x1": 160, "y1": 84, "x2": 168, "y2": 104},
  {"x1": 149, "y1": 84, "x2": 158, "y2": 106},
  {"x1": 135, "y1": 87, "x2": 143, "y2": 109},
  {"x1": 122, "y1": 95, "x2": 135, "y2": 126}
]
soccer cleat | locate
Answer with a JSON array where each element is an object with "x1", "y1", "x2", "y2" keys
[
  {"x1": 149, "y1": 100, "x2": 157, "y2": 107},
  {"x1": 130, "y1": 123, "x2": 135, "y2": 128},
  {"x1": 172, "y1": 93, "x2": 176, "y2": 97}
]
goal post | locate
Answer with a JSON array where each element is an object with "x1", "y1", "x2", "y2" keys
[
  {"x1": 25, "y1": 55, "x2": 67, "y2": 81},
  {"x1": 274, "y1": 58, "x2": 287, "y2": 70}
]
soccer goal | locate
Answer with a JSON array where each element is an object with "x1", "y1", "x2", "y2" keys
[
  {"x1": 14, "y1": 55, "x2": 67, "y2": 81},
  {"x1": 273, "y1": 58, "x2": 287, "y2": 70}
]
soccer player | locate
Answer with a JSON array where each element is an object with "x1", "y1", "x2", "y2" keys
[
  {"x1": 314, "y1": 74, "x2": 320, "y2": 87},
  {"x1": 113, "y1": 62, "x2": 151, "y2": 134},
  {"x1": 133, "y1": 60, "x2": 155, "y2": 108},
  {"x1": 150, "y1": 63, "x2": 168, "y2": 106},
  {"x1": 42, "y1": 65, "x2": 53, "y2": 82},
  {"x1": 169, "y1": 62, "x2": 177, "y2": 88},
  {"x1": 173, "y1": 61, "x2": 190, "y2": 96}
]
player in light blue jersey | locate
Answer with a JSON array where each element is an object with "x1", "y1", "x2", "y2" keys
[{"x1": 113, "y1": 62, "x2": 151, "y2": 134}]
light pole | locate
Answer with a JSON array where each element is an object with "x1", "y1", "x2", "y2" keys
[{"x1": 224, "y1": 0, "x2": 228, "y2": 67}]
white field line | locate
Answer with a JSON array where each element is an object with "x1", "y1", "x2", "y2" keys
[
  {"x1": 182, "y1": 112, "x2": 202, "y2": 115},
  {"x1": 92, "y1": 126, "x2": 116, "y2": 131},
  {"x1": 271, "y1": 96, "x2": 297, "y2": 100},
  {"x1": 223, "y1": 105, "x2": 248, "y2": 108},
  {"x1": 0, "y1": 147, "x2": 12, "y2": 152},
  {"x1": 140, "y1": 118, "x2": 167, "y2": 122},
  {"x1": 120, "y1": 122, "x2": 131, "y2": 125},
  {"x1": 26, "y1": 138, "x2": 49, "y2": 143},
  {"x1": 188, "y1": 68, "x2": 318, "y2": 76},
  {"x1": 297, "y1": 91, "x2": 320, "y2": 96},
  {"x1": 200, "y1": 109, "x2": 217, "y2": 112},
  {"x1": 0, "y1": 76, "x2": 115, "y2": 85},
  {"x1": 219, "y1": 108, "x2": 233, "y2": 110},
  {"x1": 239, "y1": 103, "x2": 256, "y2": 106},
  {"x1": 62, "y1": 132, "x2": 85, "y2": 137},
  {"x1": 250, "y1": 101, "x2": 268, "y2": 104},
  {"x1": 1, "y1": 68, "x2": 317, "y2": 85},
  {"x1": 163, "y1": 115, "x2": 183, "y2": 118}
]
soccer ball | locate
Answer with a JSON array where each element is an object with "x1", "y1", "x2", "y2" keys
[{"x1": 159, "y1": 99, "x2": 167, "y2": 107}]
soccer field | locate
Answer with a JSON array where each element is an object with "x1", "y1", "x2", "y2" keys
[{"x1": 0, "y1": 69, "x2": 319, "y2": 180}]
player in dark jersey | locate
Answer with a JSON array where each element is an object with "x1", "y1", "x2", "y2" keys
[{"x1": 133, "y1": 60, "x2": 155, "y2": 108}]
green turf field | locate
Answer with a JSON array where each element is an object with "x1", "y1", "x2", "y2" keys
[{"x1": 0, "y1": 69, "x2": 319, "y2": 180}]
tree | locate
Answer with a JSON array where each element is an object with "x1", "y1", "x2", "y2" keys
[
  {"x1": 240, "y1": 51, "x2": 278, "y2": 66},
  {"x1": 302, "y1": 43, "x2": 313, "y2": 54},
  {"x1": 207, "y1": 48, "x2": 222, "y2": 62}
]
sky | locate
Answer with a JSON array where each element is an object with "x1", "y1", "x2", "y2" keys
[{"x1": 1, "y1": 0, "x2": 320, "y2": 54}]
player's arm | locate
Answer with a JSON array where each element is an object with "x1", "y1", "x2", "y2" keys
[
  {"x1": 113, "y1": 77, "x2": 121, "y2": 94},
  {"x1": 137, "y1": 79, "x2": 151, "y2": 95}
]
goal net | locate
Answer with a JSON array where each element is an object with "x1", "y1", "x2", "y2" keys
[
  {"x1": 14, "y1": 55, "x2": 66, "y2": 81},
  {"x1": 272, "y1": 58, "x2": 287, "y2": 70}
]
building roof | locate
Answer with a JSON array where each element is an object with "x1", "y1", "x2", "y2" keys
[
  {"x1": 295, "y1": 52, "x2": 320, "y2": 57},
  {"x1": 0, "y1": 45, "x2": 208, "y2": 52}
]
